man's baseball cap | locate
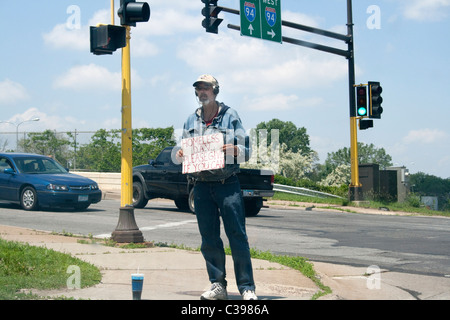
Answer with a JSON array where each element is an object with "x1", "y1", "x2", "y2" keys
[{"x1": 193, "y1": 74, "x2": 219, "y2": 88}]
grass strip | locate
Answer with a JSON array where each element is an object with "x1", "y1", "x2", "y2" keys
[{"x1": 0, "y1": 238, "x2": 102, "y2": 300}]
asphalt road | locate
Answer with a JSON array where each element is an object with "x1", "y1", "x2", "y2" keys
[{"x1": 0, "y1": 199, "x2": 449, "y2": 278}]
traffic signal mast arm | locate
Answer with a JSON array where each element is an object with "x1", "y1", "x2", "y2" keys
[
  {"x1": 216, "y1": 4, "x2": 351, "y2": 57},
  {"x1": 202, "y1": 1, "x2": 383, "y2": 201}
]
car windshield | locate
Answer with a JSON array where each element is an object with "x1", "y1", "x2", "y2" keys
[{"x1": 14, "y1": 157, "x2": 67, "y2": 174}]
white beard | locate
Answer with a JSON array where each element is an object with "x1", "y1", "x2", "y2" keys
[{"x1": 197, "y1": 95, "x2": 210, "y2": 106}]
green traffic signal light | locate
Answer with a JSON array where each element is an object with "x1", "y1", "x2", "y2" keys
[{"x1": 356, "y1": 86, "x2": 368, "y2": 117}]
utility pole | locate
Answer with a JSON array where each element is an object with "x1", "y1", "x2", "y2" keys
[
  {"x1": 217, "y1": 0, "x2": 365, "y2": 201},
  {"x1": 90, "y1": 0, "x2": 150, "y2": 243},
  {"x1": 346, "y1": 0, "x2": 362, "y2": 201},
  {"x1": 111, "y1": 24, "x2": 145, "y2": 243}
]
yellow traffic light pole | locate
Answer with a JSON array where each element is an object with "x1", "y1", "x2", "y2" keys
[
  {"x1": 349, "y1": 116, "x2": 361, "y2": 189},
  {"x1": 111, "y1": 14, "x2": 144, "y2": 243},
  {"x1": 120, "y1": 26, "x2": 133, "y2": 208},
  {"x1": 90, "y1": 0, "x2": 149, "y2": 243},
  {"x1": 111, "y1": 0, "x2": 115, "y2": 25}
]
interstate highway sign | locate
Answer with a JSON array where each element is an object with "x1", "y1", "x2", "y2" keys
[{"x1": 240, "y1": 0, "x2": 282, "y2": 43}]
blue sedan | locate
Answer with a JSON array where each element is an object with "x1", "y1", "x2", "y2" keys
[{"x1": 0, "y1": 153, "x2": 102, "y2": 211}]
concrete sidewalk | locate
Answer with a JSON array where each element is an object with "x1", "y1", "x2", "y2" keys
[
  {"x1": 0, "y1": 225, "x2": 318, "y2": 300},
  {"x1": 3, "y1": 224, "x2": 448, "y2": 300}
]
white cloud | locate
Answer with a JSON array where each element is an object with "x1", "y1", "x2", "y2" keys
[
  {"x1": 42, "y1": 23, "x2": 89, "y2": 51},
  {"x1": 245, "y1": 94, "x2": 324, "y2": 111},
  {"x1": 246, "y1": 94, "x2": 299, "y2": 111},
  {"x1": 0, "y1": 108, "x2": 51, "y2": 131},
  {"x1": 42, "y1": 8, "x2": 163, "y2": 57},
  {"x1": 130, "y1": 36, "x2": 160, "y2": 57},
  {"x1": 42, "y1": 9, "x2": 110, "y2": 51},
  {"x1": 0, "y1": 79, "x2": 29, "y2": 105},
  {"x1": 403, "y1": 0, "x2": 450, "y2": 21},
  {"x1": 0, "y1": 107, "x2": 91, "y2": 132},
  {"x1": 136, "y1": 8, "x2": 200, "y2": 36},
  {"x1": 53, "y1": 63, "x2": 145, "y2": 92},
  {"x1": 403, "y1": 128, "x2": 448, "y2": 144},
  {"x1": 53, "y1": 64, "x2": 121, "y2": 91},
  {"x1": 178, "y1": 32, "x2": 347, "y2": 95}
]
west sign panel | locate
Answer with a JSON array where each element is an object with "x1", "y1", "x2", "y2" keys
[{"x1": 240, "y1": 0, "x2": 282, "y2": 43}]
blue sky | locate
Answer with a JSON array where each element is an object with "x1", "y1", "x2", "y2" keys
[{"x1": 1, "y1": 0, "x2": 449, "y2": 178}]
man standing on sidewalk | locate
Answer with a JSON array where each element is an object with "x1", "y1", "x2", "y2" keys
[{"x1": 176, "y1": 75, "x2": 257, "y2": 300}]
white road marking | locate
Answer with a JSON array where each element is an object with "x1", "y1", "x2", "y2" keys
[{"x1": 95, "y1": 219, "x2": 196, "y2": 239}]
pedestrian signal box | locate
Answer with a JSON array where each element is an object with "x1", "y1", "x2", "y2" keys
[{"x1": 90, "y1": 24, "x2": 126, "y2": 55}]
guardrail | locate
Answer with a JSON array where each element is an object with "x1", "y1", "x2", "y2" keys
[
  {"x1": 273, "y1": 184, "x2": 345, "y2": 199},
  {"x1": 74, "y1": 171, "x2": 345, "y2": 200}
]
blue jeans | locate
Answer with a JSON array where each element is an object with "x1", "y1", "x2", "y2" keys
[{"x1": 193, "y1": 175, "x2": 255, "y2": 294}]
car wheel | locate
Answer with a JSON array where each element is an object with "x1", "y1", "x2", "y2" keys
[
  {"x1": 132, "y1": 181, "x2": 148, "y2": 208},
  {"x1": 174, "y1": 198, "x2": 189, "y2": 211},
  {"x1": 21, "y1": 186, "x2": 39, "y2": 211},
  {"x1": 188, "y1": 188, "x2": 195, "y2": 214},
  {"x1": 243, "y1": 199, "x2": 261, "y2": 217}
]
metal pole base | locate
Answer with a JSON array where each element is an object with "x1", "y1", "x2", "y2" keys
[
  {"x1": 111, "y1": 206, "x2": 144, "y2": 243},
  {"x1": 348, "y1": 186, "x2": 363, "y2": 202}
]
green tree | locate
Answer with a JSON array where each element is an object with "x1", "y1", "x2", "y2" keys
[
  {"x1": 319, "y1": 142, "x2": 392, "y2": 187},
  {"x1": 256, "y1": 119, "x2": 311, "y2": 155},
  {"x1": 76, "y1": 129, "x2": 121, "y2": 172},
  {"x1": 21, "y1": 130, "x2": 71, "y2": 166},
  {"x1": 319, "y1": 164, "x2": 351, "y2": 187},
  {"x1": 410, "y1": 172, "x2": 450, "y2": 195},
  {"x1": 410, "y1": 172, "x2": 450, "y2": 210},
  {"x1": 75, "y1": 127, "x2": 176, "y2": 172},
  {"x1": 325, "y1": 142, "x2": 392, "y2": 173},
  {"x1": 133, "y1": 127, "x2": 176, "y2": 166}
]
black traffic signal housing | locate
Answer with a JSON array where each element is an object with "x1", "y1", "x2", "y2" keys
[
  {"x1": 356, "y1": 86, "x2": 368, "y2": 117},
  {"x1": 118, "y1": 0, "x2": 150, "y2": 27},
  {"x1": 201, "y1": 0, "x2": 223, "y2": 33},
  {"x1": 368, "y1": 81, "x2": 383, "y2": 119},
  {"x1": 90, "y1": 24, "x2": 126, "y2": 55},
  {"x1": 359, "y1": 119, "x2": 373, "y2": 130}
]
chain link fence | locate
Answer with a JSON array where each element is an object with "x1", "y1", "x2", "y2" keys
[{"x1": 0, "y1": 130, "x2": 115, "y2": 170}]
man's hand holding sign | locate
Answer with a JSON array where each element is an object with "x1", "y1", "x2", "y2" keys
[
  {"x1": 177, "y1": 133, "x2": 239, "y2": 174},
  {"x1": 180, "y1": 133, "x2": 224, "y2": 174}
]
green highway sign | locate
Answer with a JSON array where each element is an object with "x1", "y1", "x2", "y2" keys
[
  {"x1": 240, "y1": 0, "x2": 282, "y2": 43},
  {"x1": 240, "y1": 0, "x2": 261, "y2": 39},
  {"x1": 261, "y1": 0, "x2": 282, "y2": 43}
]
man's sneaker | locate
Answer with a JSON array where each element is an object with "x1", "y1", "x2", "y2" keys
[
  {"x1": 242, "y1": 290, "x2": 258, "y2": 300},
  {"x1": 201, "y1": 282, "x2": 228, "y2": 300}
]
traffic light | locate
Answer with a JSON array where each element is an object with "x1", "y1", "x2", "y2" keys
[
  {"x1": 359, "y1": 119, "x2": 373, "y2": 130},
  {"x1": 118, "y1": 0, "x2": 150, "y2": 27},
  {"x1": 356, "y1": 86, "x2": 368, "y2": 117},
  {"x1": 201, "y1": 0, "x2": 223, "y2": 33},
  {"x1": 368, "y1": 81, "x2": 383, "y2": 119},
  {"x1": 90, "y1": 25, "x2": 126, "y2": 55}
]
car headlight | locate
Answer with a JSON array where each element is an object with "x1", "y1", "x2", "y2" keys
[
  {"x1": 47, "y1": 184, "x2": 69, "y2": 191},
  {"x1": 90, "y1": 184, "x2": 99, "y2": 190}
]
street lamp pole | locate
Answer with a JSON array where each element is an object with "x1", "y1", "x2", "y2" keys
[{"x1": 0, "y1": 117, "x2": 40, "y2": 151}]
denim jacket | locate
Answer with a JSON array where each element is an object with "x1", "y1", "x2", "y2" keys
[{"x1": 182, "y1": 102, "x2": 250, "y2": 182}]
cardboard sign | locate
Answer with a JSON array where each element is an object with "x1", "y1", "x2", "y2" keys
[{"x1": 181, "y1": 133, "x2": 224, "y2": 174}]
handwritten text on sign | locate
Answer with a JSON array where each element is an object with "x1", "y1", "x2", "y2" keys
[{"x1": 181, "y1": 133, "x2": 224, "y2": 174}]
